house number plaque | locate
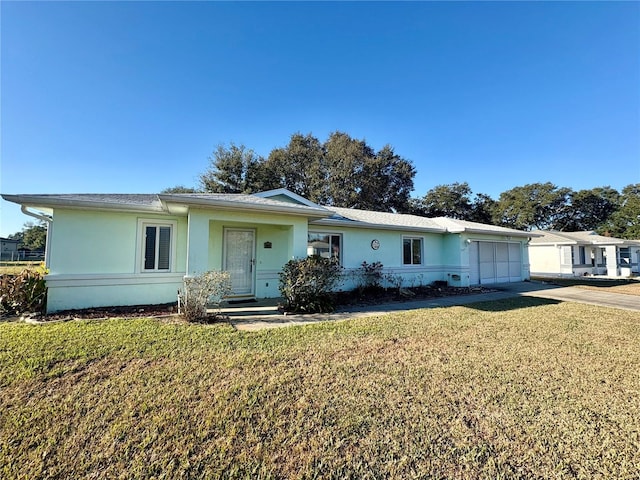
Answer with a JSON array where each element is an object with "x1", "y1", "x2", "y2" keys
[{"x1": 371, "y1": 239, "x2": 380, "y2": 250}]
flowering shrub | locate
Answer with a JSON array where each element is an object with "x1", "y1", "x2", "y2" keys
[
  {"x1": 178, "y1": 270, "x2": 232, "y2": 322},
  {"x1": 0, "y1": 264, "x2": 49, "y2": 315},
  {"x1": 279, "y1": 256, "x2": 343, "y2": 313}
]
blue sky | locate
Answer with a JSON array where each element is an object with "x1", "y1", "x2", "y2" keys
[{"x1": 1, "y1": 1, "x2": 639, "y2": 236}]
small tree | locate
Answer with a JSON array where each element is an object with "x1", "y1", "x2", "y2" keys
[
  {"x1": 278, "y1": 256, "x2": 343, "y2": 313},
  {"x1": 178, "y1": 271, "x2": 232, "y2": 322}
]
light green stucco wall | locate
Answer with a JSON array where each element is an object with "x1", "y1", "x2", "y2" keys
[
  {"x1": 186, "y1": 208, "x2": 309, "y2": 298},
  {"x1": 49, "y1": 209, "x2": 187, "y2": 275},
  {"x1": 45, "y1": 208, "x2": 188, "y2": 312},
  {"x1": 309, "y1": 225, "x2": 449, "y2": 290},
  {"x1": 44, "y1": 204, "x2": 533, "y2": 310}
]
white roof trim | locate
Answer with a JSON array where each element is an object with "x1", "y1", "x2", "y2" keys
[
  {"x1": 253, "y1": 188, "x2": 322, "y2": 208},
  {"x1": 311, "y1": 217, "x2": 447, "y2": 233},
  {"x1": 1, "y1": 194, "x2": 165, "y2": 214},
  {"x1": 159, "y1": 193, "x2": 330, "y2": 218}
]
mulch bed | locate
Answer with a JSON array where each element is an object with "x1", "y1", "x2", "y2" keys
[
  {"x1": 24, "y1": 303, "x2": 181, "y2": 322},
  {"x1": 333, "y1": 285, "x2": 496, "y2": 308},
  {"x1": 7, "y1": 285, "x2": 497, "y2": 323}
]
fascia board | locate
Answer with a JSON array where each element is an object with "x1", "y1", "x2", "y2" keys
[
  {"x1": 1, "y1": 194, "x2": 165, "y2": 214},
  {"x1": 159, "y1": 195, "x2": 332, "y2": 218},
  {"x1": 458, "y1": 227, "x2": 541, "y2": 238},
  {"x1": 530, "y1": 241, "x2": 578, "y2": 246},
  {"x1": 310, "y1": 218, "x2": 447, "y2": 234},
  {"x1": 252, "y1": 188, "x2": 322, "y2": 208}
]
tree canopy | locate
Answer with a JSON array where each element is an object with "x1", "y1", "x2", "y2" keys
[
  {"x1": 196, "y1": 132, "x2": 415, "y2": 212},
  {"x1": 600, "y1": 184, "x2": 640, "y2": 239},
  {"x1": 161, "y1": 131, "x2": 639, "y2": 239},
  {"x1": 8, "y1": 222, "x2": 47, "y2": 251},
  {"x1": 493, "y1": 182, "x2": 572, "y2": 231},
  {"x1": 199, "y1": 143, "x2": 264, "y2": 194},
  {"x1": 160, "y1": 185, "x2": 200, "y2": 194}
]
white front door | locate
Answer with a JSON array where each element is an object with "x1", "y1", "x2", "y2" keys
[{"x1": 223, "y1": 228, "x2": 256, "y2": 296}]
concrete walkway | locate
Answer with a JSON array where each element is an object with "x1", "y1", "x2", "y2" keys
[{"x1": 226, "y1": 281, "x2": 640, "y2": 331}]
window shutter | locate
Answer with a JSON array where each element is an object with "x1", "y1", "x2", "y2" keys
[
  {"x1": 158, "y1": 226, "x2": 171, "y2": 270},
  {"x1": 403, "y1": 239, "x2": 412, "y2": 264},
  {"x1": 412, "y1": 239, "x2": 422, "y2": 264},
  {"x1": 144, "y1": 226, "x2": 157, "y2": 270}
]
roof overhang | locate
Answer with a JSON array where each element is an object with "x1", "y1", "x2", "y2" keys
[
  {"x1": 158, "y1": 194, "x2": 332, "y2": 219},
  {"x1": 457, "y1": 227, "x2": 540, "y2": 238},
  {"x1": 310, "y1": 217, "x2": 447, "y2": 233},
  {"x1": 1, "y1": 194, "x2": 164, "y2": 215}
]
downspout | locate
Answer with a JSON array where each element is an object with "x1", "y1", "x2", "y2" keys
[{"x1": 20, "y1": 206, "x2": 53, "y2": 266}]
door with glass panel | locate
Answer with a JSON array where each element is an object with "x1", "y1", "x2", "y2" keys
[{"x1": 223, "y1": 228, "x2": 256, "y2": 296}]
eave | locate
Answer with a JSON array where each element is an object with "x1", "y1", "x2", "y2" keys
[
  {"x1": 158, "y1": 195, "x2": 332, "y2": 219},
  {"x1": 1, "y1": 194, "x2": 165, "y2": 215},
  {"x1": 310, "y1": 218, "x2": 447, "y2": 234}
]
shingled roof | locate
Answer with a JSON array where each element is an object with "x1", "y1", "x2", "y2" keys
[
  {"x1": 530, "y1": 230, "x2": 640, "y2": 246},
  {"x1": 1, "y1": 192, "x2": 331, "y2": 217},
  {"x1": 314, "y1": 207, "x2": 535, "y2": 236}
]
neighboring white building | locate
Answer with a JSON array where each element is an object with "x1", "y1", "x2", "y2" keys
[
  {"x1": 0, "y1": 237, "x2": 20, "y2": 261},
  {"x1": 529, "y1": 230, "x2": 640, "y2": 278}
]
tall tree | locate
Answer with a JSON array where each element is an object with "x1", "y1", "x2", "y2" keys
[
  {"x1": 359, "y1": 145, "x2": 415, "y2": 212},
  {"x1": 413, "y1": 182, "x2": 474, "y2": 219},
  {"x1": 262, "y1": 133, "x2": 326, "y2": 202},
  {"x1": 469, "y1": 193, "x2": 497, "y2": 224},
  {"x1": 493, "y1": 182, "x2": 571, "y2": 231},
  {"x1": 199, "y1": 143, "x2": 264, "y2": 193},
  {"x1": 197, "y1": 132, "x2": 416, "y2": 211},
  {"x1": 161, "y1": 185, "x2": 200, "y2": 194},
  {"x1": 600, "y1": 183, "x2": 640, "y2": 239},
  {"x1": 9, "y1": 222, "x2": 47, "y2": 250},
  {"x1": 323, "y1": 131, "x2": 375, "y2": 208},
  {"x1": 554, "y1": 186, "x2": 620, "y2": 231}
]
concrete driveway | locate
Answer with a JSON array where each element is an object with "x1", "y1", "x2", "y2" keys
[
  {"x1": 496, "y1": 281, "x2": 640, "y2": 312},
  {"x1": 228, "y1": 281, "x2": 640, "y2": 331}
]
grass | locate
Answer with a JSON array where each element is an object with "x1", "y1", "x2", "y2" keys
[
  {"x1": 1, "y1": 298, "x2": 639, "y2": 479},
  {"x1": 0, "y1": 261, "x2": 43, "y2": 275},
  {"x1": 534, "y1": 276, "x2": 640, "y2": 296}
]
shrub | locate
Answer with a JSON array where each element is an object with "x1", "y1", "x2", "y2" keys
[
  {"x1": 279, "y1": 256, "x2": 343, "y2": 313},
  {"x1": 384, "y1": 272, "x2": 404, "y2": 294},
  {"x1": 357, "y1": 261, "x2": 384, "y2": 291},
  {"x1": 178, "y1": 271, "x2": 232, "y2": 322},
  {"x1": 0, "y1": 264, "x2": 48, "y2": 315}
]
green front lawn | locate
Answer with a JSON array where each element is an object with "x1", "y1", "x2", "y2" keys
[{"x1": 1, "y1": 298, "x2": 639, "y2": 479}]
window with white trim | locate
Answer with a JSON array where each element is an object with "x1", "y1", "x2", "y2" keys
[
  {"x1": 140, "y1": 221, "x2": 174, "y2": 272},
  {"x1": 620, "y1": 247, "x2": 631, "y2": 266},
  {"x1": 403, "y1": 236, "x2": 423, "y2": 265},
  {"x1": 307, "y1": 232, "x2": 342, "y2": 263}
]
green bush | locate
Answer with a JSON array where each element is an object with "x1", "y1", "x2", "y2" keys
[
  {"x1": 0, "y1": 266, "x2": 48, "y2": 315},
  {"x1": 279, "y1": 256, "x2": 343, "y2": 313}
]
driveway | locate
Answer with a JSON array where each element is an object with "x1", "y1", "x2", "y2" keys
[
  {"x1": 497, "y1": 281, "x2": 640, "y2": 312},
  {"x1": 228, "y1": 281, "x2": 640, "y2": 331}
]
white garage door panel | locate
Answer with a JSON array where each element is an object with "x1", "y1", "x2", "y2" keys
[
  {"x1": 509, "y1": 243, "x2": 522, "y2": 280},
  {"x1": 469, "y1": 242, "x2": 479, "y2": 285},
  {"x1": 495, "y1": 243, "x2": 510, "y2": 282},
  {"x1": 471, "y1": 241, "x2": 523, "y2": 285}
]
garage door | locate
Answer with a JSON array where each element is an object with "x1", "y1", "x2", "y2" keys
[{"x1": 469, "y1": 241, "x2": 522, "y2": 285}]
